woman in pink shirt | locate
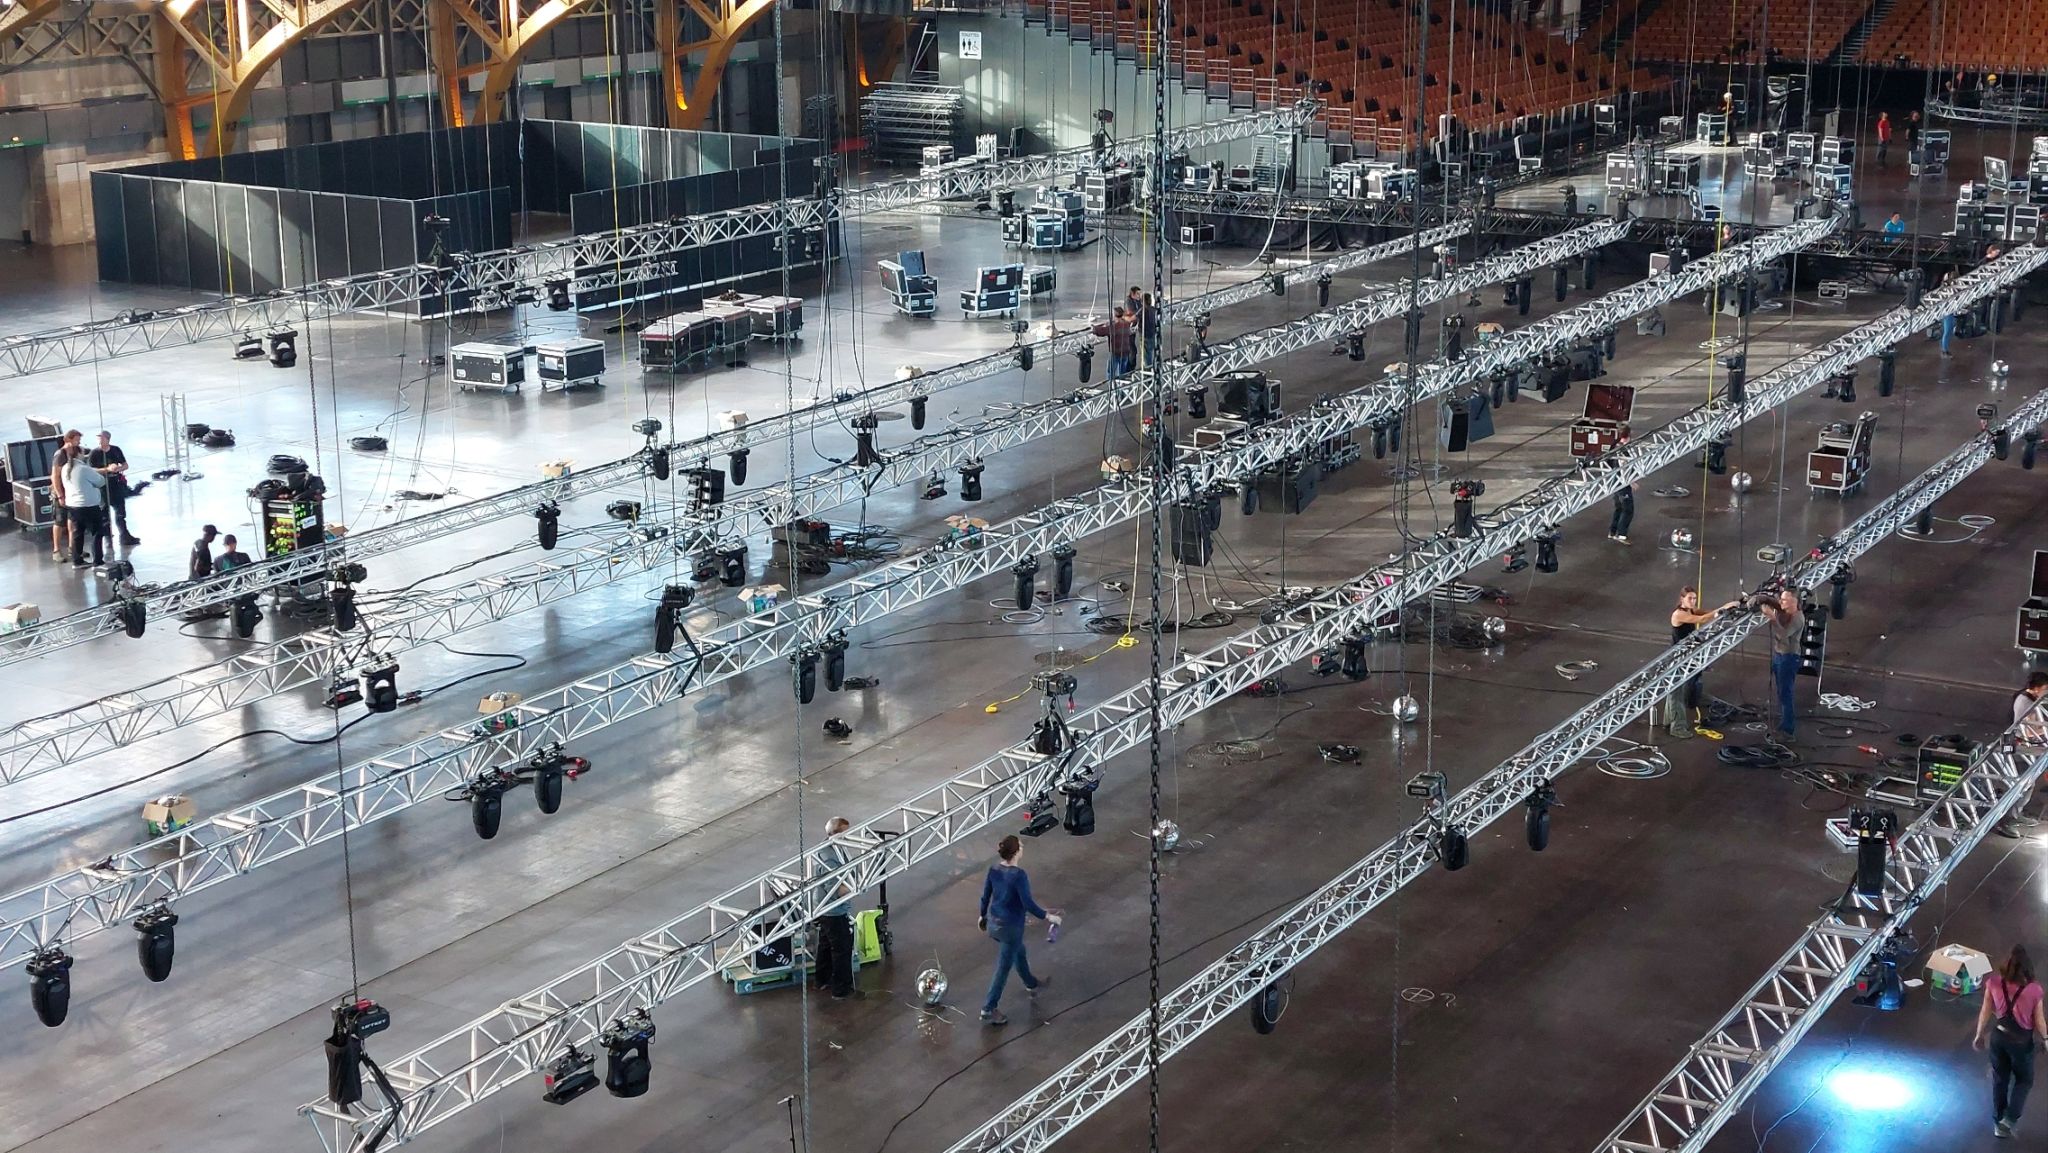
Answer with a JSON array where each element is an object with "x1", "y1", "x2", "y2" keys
[{"x1": 1974, "y1": 945, "x2": 2048, "y2": 1138}]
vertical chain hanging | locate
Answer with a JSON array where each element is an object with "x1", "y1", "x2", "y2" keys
[{"x1": 1144, "y1": 0, "x2": 1172, "y2": 1144}]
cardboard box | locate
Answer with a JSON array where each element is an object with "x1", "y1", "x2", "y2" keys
[
  {"x1": 1926, "y1": 943, "x2": 1994, "y2": 995},
  {"x1": 478, "y1": 691, "x2": 525, "y2": 715},
  {"x1": 0, "y1": 601, "x2": 41, "y2": 630},
  {"x1": 739, "y1": 583, "x2": 786, "y2": 613},
  {"x1": 142, "y1": 794, "x2": 197, "y2": 838},
  {"x1": 541, "y1": 459, "x2": 573, "y2": 479}
]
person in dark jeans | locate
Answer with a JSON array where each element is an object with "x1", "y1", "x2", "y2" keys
[
  {"x1": 811, "y1": 816, "x2": 859, "y2": 1000},
  {"x1": 88, "y1": 429, "x2": 141, "y2": 546},
  {"x1": 1975, "y1": 945, "x2": 2048, "y2": 1138},
  {"x1": 1607, "y1": 482, "x2": 1635, "y2": 544},
  {"x1": 63, "y1": 448, "x2": 109, "y2": 568},
  {"x1": 1759, "y1": 588, "x2": 1803, "y2": 739},
  {"x1": 978, "y1": 834, "x2": 1060, "y2": 1026}
]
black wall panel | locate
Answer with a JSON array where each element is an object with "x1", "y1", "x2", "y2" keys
[
  {"x1": 379, "y1": 199, "x2": 415, "y2": 268},
  {"x1": 246, "y1": 187, "x2": 284, "y2": 294},
  {"x1": 92, "y1": 173, "x2": 126, "y2": 283},
  {"x1": 186, "y1": 180, "x2": 224, "y2": 294},
  {"x1": 277, "y1": 189, "x2": 313, "y2": 290},
  {"x1": 218, "y1": 185, "x2": 254, "y2": 295},
  {"x1": 343, "y1": 195, "x2": 382, "y2": 273},
  {"x1": 311, "y1": 192, "x2": 349, "y2": 282},
  {"x1": 120, "y1": 177, "x2": 157, "y2": 285},
  {"x1": 152, "y1": 179, "x2": 190, "y2": 289}
]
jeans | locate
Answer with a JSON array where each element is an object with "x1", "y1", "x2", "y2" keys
[
  {"x1": 1993, "y1": 1033, "x2": 2036, "y2": 1123},
  {"x1": 106, "y1": 483, "x2": 129, "y2": 535},
  {"x1": 1941, "y1": 314, "x2": 1956, "y2": 353},
  {"x1": 1771, "y1": 651, "x2": 1800, "y2": 736},
  {"x1": 69, "y1": 506, "x2": 104, "y2": 565},
  {"x1": 1109, "y1": 354, "x2": 1134, "y2": 380},
  {"x1": 1609, "y1": 490, "x2": 1634, "y2": 537},
  {"x1": 813, "y1": 914, "x2": 854, "y2": 997},
  {"x1": 983, "y1": 920, "x2": 1039, "y2": 1013}
]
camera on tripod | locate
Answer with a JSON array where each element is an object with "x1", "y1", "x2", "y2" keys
[{"x1": 631, "y1": 418, "x2": 663, "y2": 438}]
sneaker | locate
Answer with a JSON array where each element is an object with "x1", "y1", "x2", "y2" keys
[
  {"x1": 831, "y1": 989, "x2": 865, "y2": 1001},
  {"x1": 72, "y1": 560, "x2": 92, "y2": 568},
  {"x1": 2011, "y1": 815, "x2": 2041, "y2": 828},
  {"x1": 1668, "y1": 726, "x2": 1694, "y2": 740},
  {"x1": 1996, "y1": 1120, "x2": 2013, "y2": 1139},
  {"x1": 1615, "y1": 535, "x2": 1629, "y2": 544},
  {"x1": 980, "y1": 1009, "x2": 1009, "y2": 1026},
  {"x1": 1994, "y1": 822, "x2": 2022, "y2": 840},
  {"x1": 120, "y1": 535, "x2": 141, "y2": 547},
  {"x1": 1029, "y1": 977, "x2": 1050, "y2": 999}
]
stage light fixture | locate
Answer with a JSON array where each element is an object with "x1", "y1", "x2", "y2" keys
[
  {"x1": 820, "y1": 630, "x2": 849, "y2": 692},
  {"x1": 1269, "y1": 270, "x2": 1286, "y2": 297},
  {"x1": 1451, "y1": 479, "x2": 1483, "y2": 538},
  {"x1": 1019, "y1": 792, "x2": 1061, "y2": 837},
  {"x1": 606, "y1": 499, "x2": 642, "y2": 523},
  {"x1": 850, "y1": 413, "x2": 885, "y2": 468},
  {"x1": 362, "y1": 663, "x2": 400, "y2": 713},
  {"x1": 1444, "y1": 315, "x2": 1464, "y2": 363},
  {"x1": 959, "y1": 460, "x2": 985, "y2": 501},
  {"x1": 602, "y1": 1010, "x2": 656, "y2": 1098},
  {"x1": 1829, "y1": 568, "x2": 1853, "y2": 619},
  {"x1": 118, "y1": 596, "x2": 147, "y2": 639},
  {"x1": 1534, "y1": 530, "x2": 1560, "y2": 573},
  {"x1": 2024, "y1": 429, "x2": 2040, "y2": 470},
  {"x1": 1052, "y1": 543, "x2": 1077, "y2": 600},
  {"x1": 1403, "y1": 308, "x2": 1423, "y2": 358},
  {"x1": 1850, "y1": 806, "x2": 1895, "y2": 897},
  {"x1": 1995, "y1": 427, "x2": 2012, "y2": 460},
  {"x1": 1012, "y1": 556, "x2": 1040, "y2": 610},
  {"x1": 1187, "y1": 385, "x2": 1207, "y2": 417},
  {"x1": 1836, "y1": 371, "x2": 1856, "y2": 404},
  {"x1": 1581, "y1": 252, "x2": 1597, "y2": 290},
  {"x1": 1061, "y1": 773, "x2": 1098, "y2": 836},
  {"x1": 1347, "y1": 331, "x2": 1366, "y2": 362},
  {"x1": 1704, "y1": 438, "x2": 1729, "y2": 475},
  {"x1": 266, "y1": 328, "x2": 298, "y2": 368},
  {"x1": 1341, "y1": 635, "x2": 1369, "y2": 680},
  {"x1": 727, "y1": 448, "x2": 749, "y2": 486},
  {"x1": 1515, "y1": 276, "x2": 1532, "y2": 316},
  {"x1": 1552, "y1": 264, "x2": 1568, "y2": 301},
  {"x1": 331, "y1": 586, "x2": 358, "y2": 632},
  {"x1": 325, "y1": 997, "x2": 391, "y2": 1106},
  {"x1": 1016, "y1": 344, "x2": 1035, "y2": 372},
  {"x1": 719, "y1": 545, "x2": 748, "y2": 587},
  {"x1": 1720, "y1": 353, "x2": 1746, "y2": 406},
  {"x1": 654, "y1": 583, "x2": 694, "y2": 653},
  {"x1": 1248, "y1": 980, "x2": 1289, "y2": 1034},
  {"x1": 1316, "y1": 272, "x2": 1332, "y2": 307},
  {"x1": 792, "y1": 648, "x2": 820, "y2": 704},
  {"x1": 1524, "y1": 782, "x2": 1557, "y2": 851},
  {"x1": 133, "y1": 902, "x2": 178, "y2": 982},
  {"x1": 545, "y1": 279, "x2": 571, "y2": 310},
  {"x1": 26, "y1": 945, "x2": 72, "y2": 1027},
  {"x1": 233, "y1": 333, "x2": 265, "y2": 359},
  {"x1": 542, "y1": 1045, "x2": 602, "y2": 1105},
  {"x1": 232, "y1": 595, "x2": 262, "y2": 638},
  {"x1": 1877, "y1": 348, "x2": 1895, "y2": 396},
  {"x1": 1500, "y1": 544, "x2": 1528, "y2": 573},
  {"x1": 1902, "y1": 268, "x2": 1923, "y2": 308}
]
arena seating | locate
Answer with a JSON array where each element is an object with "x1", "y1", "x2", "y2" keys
[
  {"x1": 1630, "y1": 0, "x2": 1869, "y2": 63},
  {"x1": 1861, "y1": 0, "x2": 2047, "y2": 70}
]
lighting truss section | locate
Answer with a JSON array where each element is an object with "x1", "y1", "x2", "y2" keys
[
  {"x1": 0, "y1": 220, "x2": 1466, "y2": 675},
  {"x1": 0, "y1": 221, "x2": 1623, "y2": 978},
  {"x1": 937, "y1": 379, "x2": 2048, "y2": 1153},
  {"x1": 0, "y1": 107, "x2": 1312, "y2": 383},
  {"x1": 0, "y1": 227, "x2": 1473, "y2": 777},
  {"x1": 295, "y1": 227, "x2": 1864, "y2": 1152},
  {"x1": 1593, "y1": 738, "x2": 2048, "y2": 1153}
]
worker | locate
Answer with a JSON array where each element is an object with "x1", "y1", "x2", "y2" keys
[
  {"x1": 88, "y1": 429, "x2": 141, "y2": 547},
  {"x1": 811, "y1": 816, "x2": 859, "y2": 1000},
  {"x1": 1974, "y1": 944, "x2": 2048, "y2": 1138},
  {"x1": 46, "y1": 429, "x2": 80, "y2": 560},
  {"x1": 1607, "y1": 480, "x2": 1635, "y2": 544},
  {"x1": 216, "y1": 533, "x2": 252, "y2": 573},
  {"x1": 189, "y1": 524, "x2": 219, "y2": 582},
  {"x1": 1994, "y1": 673, "x2": 2048, "y2": 838},
  {"x1": 1757, "y1": 588, "x2": 1802, "y2": 740},
  {"x1": 1883, "y1": 212, "x2": 1906, "y2": 236},
  {"x1": 63, "y1": 445, "x2": 109, "y2": 569},
  {"x1": 1661, "y1": 587, "x2": 1738, "y2": 738},
  {"x1": 1875, "y1": 111, "x2": 1892, "y2": 170},
  {"x1": 1108, "y1": 306, "x2": 1136, "y2": 380},
  {"x1": 977, "y1": 833, "x2": 1059, "y2": 1026}
]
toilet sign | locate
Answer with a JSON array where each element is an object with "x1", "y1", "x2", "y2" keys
[{"x1": 960, "y1": 30, "x2": 982, "y2": 59}]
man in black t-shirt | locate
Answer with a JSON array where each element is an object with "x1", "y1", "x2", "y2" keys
[
  {"x1": 189, "y1": 524, "x2": 218, "y2": 582},
  {"x1": 87, "y1": 429, "x2": 139, "y2": 546}
]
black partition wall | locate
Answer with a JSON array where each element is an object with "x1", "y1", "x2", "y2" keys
[{"x1": 91, "y1": 119, "x2": 827, "y2": 313}]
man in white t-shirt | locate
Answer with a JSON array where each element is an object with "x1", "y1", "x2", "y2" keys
[{"x1": 1994, "y1": 673, "x2": 2048, "y2": 838}]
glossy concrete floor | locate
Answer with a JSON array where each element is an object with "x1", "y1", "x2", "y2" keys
[{"x1": 1, "y1": 205, "x2": 2045, "y2": 1153}]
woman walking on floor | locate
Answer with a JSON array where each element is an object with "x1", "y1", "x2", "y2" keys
[
  {"x1": 977, "y1": 834, "x2": 1059, "y2": 1026},
  {"x1": 1974, "y1": 944, "x2": 2048, "y2": 1138}
]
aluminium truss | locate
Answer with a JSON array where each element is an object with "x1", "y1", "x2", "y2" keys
[
  {"x1": 0, "y1": 224, "x2": 1473, "y2": 782},
  {"x1": 0, "y1": 119, "x2": 1353, "y2": 674},
  {"x1": 936, "y1": 378, "x2": 2048, "y2": 1153},
  {"x1": 293, "y1": 225, "x2": 1847, "y2": 1152},
  {"x1": 0, "y1": 106, "x2": 1315, "y2": 384},
  {"x1": 1, "y1": 220, "x2": 1618, "y2": 978},
  {"x1": 1594, "y1": 733, "x2": 2047, "y2": 1153}
]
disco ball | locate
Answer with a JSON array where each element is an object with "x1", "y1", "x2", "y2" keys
[
  {"x1": 915, "y1": 967, "x2": 948, "y2": 1007},
  {"x1": 1482, "y1": 615, "x2": 1508, "y2": 641},
  {"x1": 1993, "y1": 359, "x2": 2011, "y2": 378},
  {"x1": 1731, "y1": 471, "x2": 1754, "y2": 494},
  {"x1": 1392, "y1": 695, "x2": 1421, "y2": 723},
  {"x1": 1152, "y1": 819, "x2": 1182, "y2": 851},
  {"x1": 1670, "y1": 527, "x2": 1696, "y2": 550}
]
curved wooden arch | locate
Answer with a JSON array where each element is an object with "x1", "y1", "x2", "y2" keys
[{"x1": 160, "y1": 0, "x2": 373, "y2": 156}]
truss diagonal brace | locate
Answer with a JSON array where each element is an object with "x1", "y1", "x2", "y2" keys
[{"x1": 936, "y1": 373, "x2": 2048, "y2": 1153}]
